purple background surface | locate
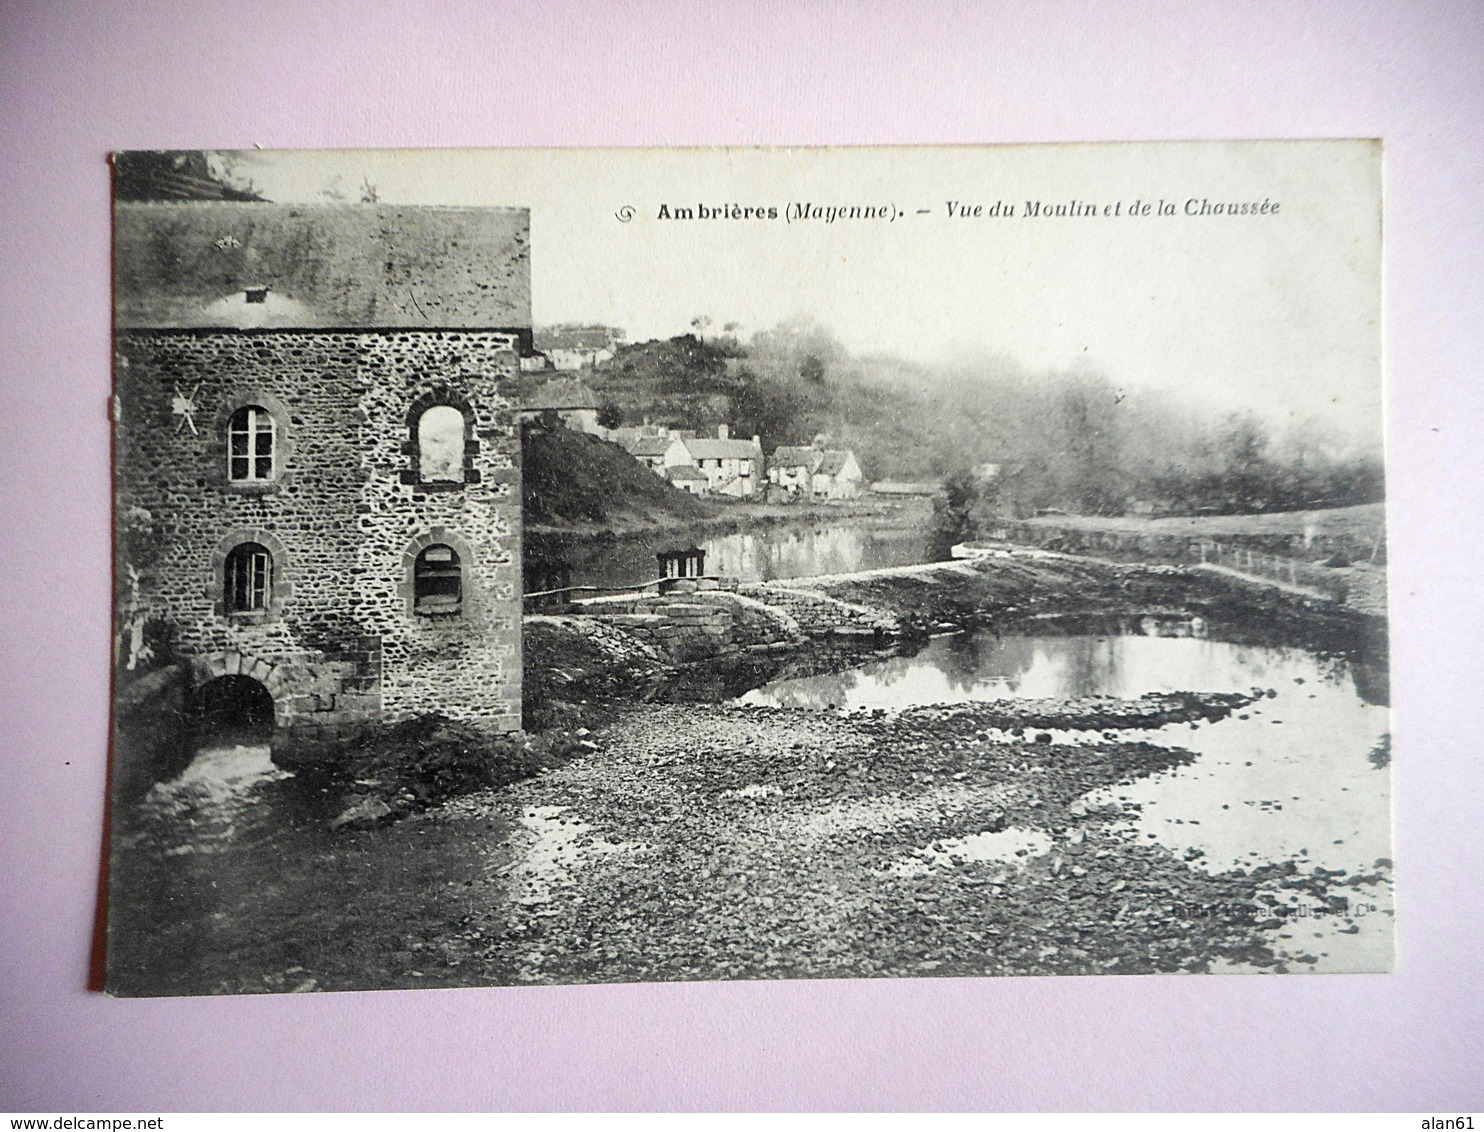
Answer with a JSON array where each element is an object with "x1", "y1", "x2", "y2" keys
[{"x1": 2, "y1": 0, "x2": 1481, "y2": 1112}]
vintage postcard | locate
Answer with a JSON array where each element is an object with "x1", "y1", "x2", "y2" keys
[{"x1": 107, "y1": 143, "x2": 1388, "y2": 995}]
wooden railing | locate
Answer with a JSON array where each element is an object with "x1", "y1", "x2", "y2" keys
[{"x1": 1196, "y1": 541, "x2": 1348, "y2": 600}]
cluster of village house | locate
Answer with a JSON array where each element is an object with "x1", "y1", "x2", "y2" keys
[{"x1": 519, "y1": 374, "x2": 865, "y2": 500}]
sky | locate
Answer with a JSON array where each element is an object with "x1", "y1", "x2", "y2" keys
[{"x1": 217, "y1": 143, "x2": 1382, "y2": 439}]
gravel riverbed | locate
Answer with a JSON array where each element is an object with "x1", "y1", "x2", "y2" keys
[{"x1": 424, "y1": 697, "x2": 1383, "y2": 985}]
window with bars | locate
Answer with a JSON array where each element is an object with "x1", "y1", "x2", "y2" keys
[
  {"x1": 414, "y1": 544, "x2": 463, "y2": 616},
  {"x1": 224, "y1": 542, "x2": 272, "y2": 614},
  {"x1": 228, "y1": 405, "x2": 276, "y2": 482}
]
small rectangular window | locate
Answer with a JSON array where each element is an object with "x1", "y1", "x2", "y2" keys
[
  {"x1": 414, "y1": 544, "x2": 463, "y2": 616},
  {"x1": 225, "y1": 544, "x2": 271, "y2": 613}
]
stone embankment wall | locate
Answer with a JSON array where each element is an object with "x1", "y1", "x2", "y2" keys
[
  {"x1": 970, "y1": 525, "x2": 1383, "y2": 611},
  {"x1": 738, "y1": 582, "x2": 902, "y2": 639},
  {"x1": 571, "y1": 586, "x2": 804, "y2": 663},
  {"x1": 994, "y1": 520, "x2": 1383, "y2": 568},
  {"x1": 557, "y1": 568, "x2": 915, "y2": 665}
]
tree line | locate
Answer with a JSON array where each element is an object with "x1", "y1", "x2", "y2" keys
[{"x1": 672, "y1": 316, "x2": 1383, "y2": 521}]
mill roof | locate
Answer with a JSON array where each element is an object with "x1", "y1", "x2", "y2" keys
[
  {"x1": 114, "y1": 201, "x2": 530, "y2": 330},
  {"x1": 664, "y1": 463, "x2": 708, "y2": 482}
]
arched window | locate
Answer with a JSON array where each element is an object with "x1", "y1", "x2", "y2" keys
[
  {"x1": 414, "y1": 544, "x2": 462, "y2": 616},
  {"x1": 228, "y1": 405, "x2": 276, "y2": 482},
  {"x1": 224, "y1": 542, "x2": 272, "y2": 613},
  {"x1": 417, "y1": 405, "x2": 466, "y2": 483}
]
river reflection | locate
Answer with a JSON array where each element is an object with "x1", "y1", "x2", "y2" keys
[
  {"x1": 530, "y1": 520, "x2": 936, "y2": 593},
  {"x1": 740, "y1": 621, "x2": 1379, "y2": 711}
]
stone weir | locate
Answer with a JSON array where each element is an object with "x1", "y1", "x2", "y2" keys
[
  {"x1": 548, "y1": 557, "x2": 1006, "y2": 666},
  {"x1": 568, "y1": 585, "x2": 802, "y2": 665},
  {"x1": 562, "y1": 569, "x2": 919, "y2": 665}
]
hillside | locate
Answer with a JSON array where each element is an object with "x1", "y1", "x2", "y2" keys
[
  {"x1": 522, "y1": 424, "x2": 710, "y2": 530},
  {"x1": 585, "y1": 334, "x2": 939, "y2": 482},
  {"x1": 581, "y1": 333, "x2": 1142, "y2": 489},
  {"x1": 588, "y1": 335, "x2": 742, "y2": 430}
]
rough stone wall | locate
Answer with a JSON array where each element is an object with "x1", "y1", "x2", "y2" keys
[
  {"x1": 356, "y1": 333, "x2": 522, "y2": 731},
  {"x1": 570, "y1": 590, "x2": 803, "y2": 662},
  {"x1": 738, "y1": 583, "x2": 901, "y2": 638},
  {"x1": 115, "y1": 328, "x2": 523, "y2": 744},
  {"x1": 592, "y1": 605, "x2": 731, "y2": 661}
]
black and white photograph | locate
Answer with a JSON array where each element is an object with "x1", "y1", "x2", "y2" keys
[{"x1": 107, "y1": 142, "x2": 1389, "y2": 996}]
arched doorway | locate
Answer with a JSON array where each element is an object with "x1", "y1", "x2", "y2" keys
[{"x1": 189, "y1": 675, "x2": 276, "y2": 748}]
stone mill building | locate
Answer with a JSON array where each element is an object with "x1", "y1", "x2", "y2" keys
[{"x1": 112, "y1": 201, "x2": 529, "y2": 763}]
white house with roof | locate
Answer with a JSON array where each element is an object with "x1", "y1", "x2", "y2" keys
[
  {"x1": 769, "y1": 446, "x2": 819, "y2": 496},
  {"x1": 681, "y1": 425, "x2": 764, "y2": 498},
  {"x1": 768, "y1": 440, "x2": 864, "y2": 499},
  {"x1": 624, "y1": 432, "x2": 693, "y2": 476},
  {"x1": 533, "y1": 325, "x2": 623, "y2": 370},
  {"x1": 520, "y1": 377, "x2": 602, "y2": 434},
  {"x1": 812, "y1": 449, "x2": 864, "y2": 498},
  {"x1": 663, "y1": 463, "x2": 710, "y2": 495}
]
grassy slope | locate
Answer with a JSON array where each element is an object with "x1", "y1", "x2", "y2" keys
[{"x1": 522, "y1": 425, "x2": 711, "y2": 529}]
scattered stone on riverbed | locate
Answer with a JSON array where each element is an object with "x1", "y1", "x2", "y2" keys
[
  {"x1": 329, "y1": 795, "x2": 394, "y2": 830},
  {"x1": 895, "y1": 690, "x2": 1266, "y2": 733},
  {"x1": 114, "y1": 545, "x2": 1389, "y2": 992},
  {"x1": 311, "y1": 715, "x2": 590, "y2": 831},
  {"x1": 399, "y1": 698, "x2": 1387, "y2": 984}
]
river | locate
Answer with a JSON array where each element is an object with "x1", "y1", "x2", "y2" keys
[
  {"x1": 527, "y1": 510, "x2": 938, "y2": 594},
  {"x1": 739, "y1": 615, "x2": 1393, "y2": 972}
]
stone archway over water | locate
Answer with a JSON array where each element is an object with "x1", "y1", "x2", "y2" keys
[{"x1": 189, "y1": 674, "x2": 276, "y2": 748}]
